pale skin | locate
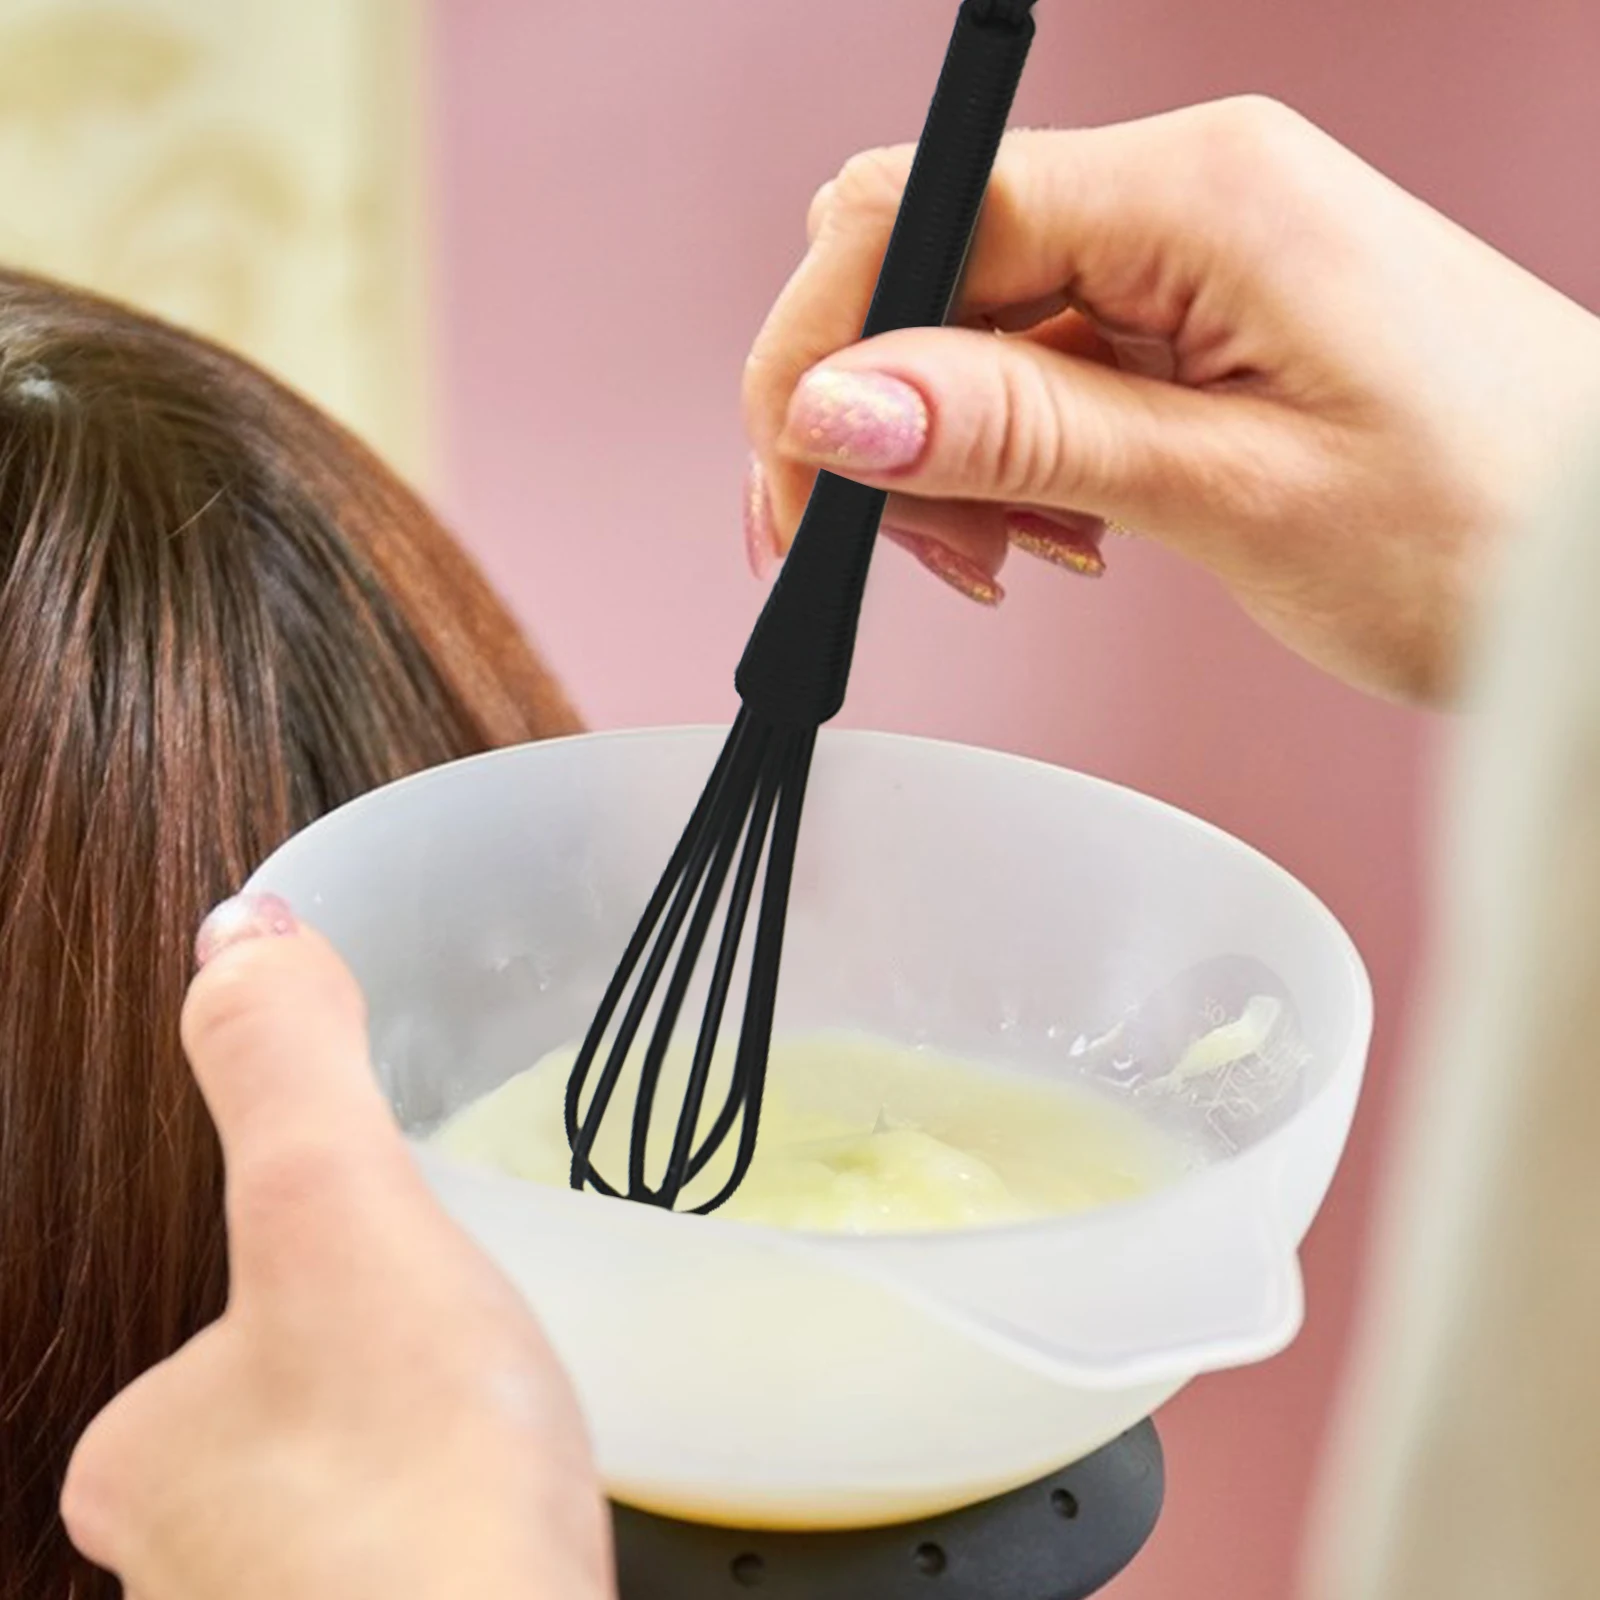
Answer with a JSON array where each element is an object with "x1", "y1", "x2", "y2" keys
[
  {"x1": 60, "y1": 914, "x2": 614, "y2": 1600},
  {"x1": 60, "y1": 99, "x2": 1600, "y2": 1595},
  {"x1": 743, "y1": 96, "x2": 1600, "y2": 702}
]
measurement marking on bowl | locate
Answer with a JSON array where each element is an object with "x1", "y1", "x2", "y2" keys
[
  {"x1": 730, "y1": 1552, "x2": 764, "y2": 1586},
  {"x1": 1051, "y1": 1487, "x2": 1079, "y2": 1519}
]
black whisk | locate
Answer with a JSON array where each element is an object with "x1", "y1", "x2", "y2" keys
[{"x1": 565, "y1": 0, "x2": 1039, "y2": 1212}]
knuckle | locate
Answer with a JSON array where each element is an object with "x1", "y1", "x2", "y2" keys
[
  {"x1": 181, "y1": 961, "x2": 267, "y2": 1070},
  {"x1": 1193, "y1": 95, "x2": 1309, "y2": 173},
  {"x1": 828, "y1": 146, "x2": 913, "y2": 230},
  {"x1": 229, "y1": 1137, "x2": 362, "y2": 1264},
  {"x1": 183, "y1": 947, "x2": 365, "y2": 1064},
  {"x1": 742, "y1": 336, "x2": 796, "y2": 448},
  {"x1": 59, "y1": 1430, "x2": 119, "y2": 1552},
  {"x1": 980, "y1": 355, "x2": 1072, "y2": 502},
  {"x1": 1215, "y1": 93, "x2": 1303, "y2": 139},
  {"x1": 58, "y1": 1366, "x2": 167, "y2": 1565},
  {"x1": 740, "y1": 342, "x2": 772, "y2": 427},
  {"x1": 1172, "y1": 97, "x2": 1323, "y2": 248},
  {"x1": 805, "y1": 178, "x2": 837, "y2": 242}
]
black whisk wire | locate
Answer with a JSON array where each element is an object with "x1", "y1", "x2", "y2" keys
[
  {"x1": 689, "y1": 728, "x2": 815, "y2": 1215},
  {"x1": 566, "y1": 0, "x2": 1039, "y2": 1211},
  {"x1": 651, "y1": 740, "x2": 786, "y2": 1206},
  {"x1": 563, "y1": 718, "x2": 755, "y2": 1197}
]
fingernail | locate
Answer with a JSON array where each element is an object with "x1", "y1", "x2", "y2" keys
[
  {"x1": 881, "y1": 526, "x2": 1003, "y2": 606},
  {"x1": 784, "y1": 367, "x2": 928, "y2": 472},
  {"x1": 195, "y1": 892, "x2": 298, "y2": 968},
  {"x1": 1005, "y1": 510, "x2": 1107, "y2": 578},
  {"x1": 742, "y1": 455, "x2": 781, "y2": 581}
]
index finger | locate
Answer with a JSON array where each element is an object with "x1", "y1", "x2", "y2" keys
[
  {"x1": 745, "y1": 124, "x2": 1160, "y2": 440},
  {"x1": 741, "y1": 102, "x2": 1316, "y2": 516}
]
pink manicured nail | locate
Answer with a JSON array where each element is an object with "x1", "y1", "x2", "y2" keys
[
  {"x1": 881, "y1": 526, "x2": 1003, "y2": 606},
  {"x1": 1005, "y1": 510, "x2": 1107, "y2": 578},
  {"x1": 742, "y1": 455, "x2": 781, "y2": 580},
  {"x1": 195, "y1": 893, "x2": 298, "y2": 968},
  {"x1": 785, "y1": 367, "x2": 928, "y2": 472}
]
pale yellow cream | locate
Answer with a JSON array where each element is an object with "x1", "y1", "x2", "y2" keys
[{"x1": 432, "y1": 1032, "x2": 1186, "y2": 1233}]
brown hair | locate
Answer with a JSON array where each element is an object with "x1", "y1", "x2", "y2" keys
[{"x1": 0, "y1": 269, "x2": 580, "y2": 1596}]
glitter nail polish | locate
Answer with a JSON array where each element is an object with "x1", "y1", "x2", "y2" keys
[
  {"x1": 785, "y1": 368, "x2": 928, "y2": 472},
  {"x1": 881, "y1": 526, "x2": 1003, "y2": 606},
  {"x1": 1005, "y1": 510, "x2": 1107, "y2": 578},
  {"x1": 195, "y1": 892, "x2": 299, "y2": 968},
  {"x1": 742, "y1": 455, "x2": 781, "y2": 580}
]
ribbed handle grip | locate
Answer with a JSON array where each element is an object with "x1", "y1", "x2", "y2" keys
[{"x1": 735, "y1": 0, "x2": 1036, "y2": 727}]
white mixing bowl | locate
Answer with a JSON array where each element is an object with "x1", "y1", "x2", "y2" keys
[{"x1": 248, "y1": 727, "x2": 1371, "y2": 1529}]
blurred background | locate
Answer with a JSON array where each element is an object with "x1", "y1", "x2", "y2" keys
[{"x1": 8, "y1": 0, "x2": 1596, "y2": 1594}]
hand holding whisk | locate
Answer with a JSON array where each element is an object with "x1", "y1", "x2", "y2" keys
[{"x1": 565, "y1": 0, "x2": 1040, "y2": 1212}]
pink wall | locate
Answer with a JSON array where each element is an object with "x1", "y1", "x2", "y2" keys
[{"x1": 427, "y1": 2, "x2": 1600, "y2": 1594}]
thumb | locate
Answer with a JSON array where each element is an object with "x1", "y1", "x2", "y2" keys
[
  {"x1": 776, "y1": 325, "x2": 1304, "y2": 561},
  {"x1": 185, "y1": 894, "x2": 424, "y2": 1294}
]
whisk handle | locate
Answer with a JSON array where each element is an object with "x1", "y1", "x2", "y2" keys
[{"x1": 735, "y1": 0, "x2": 1037, "y2": 727}]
